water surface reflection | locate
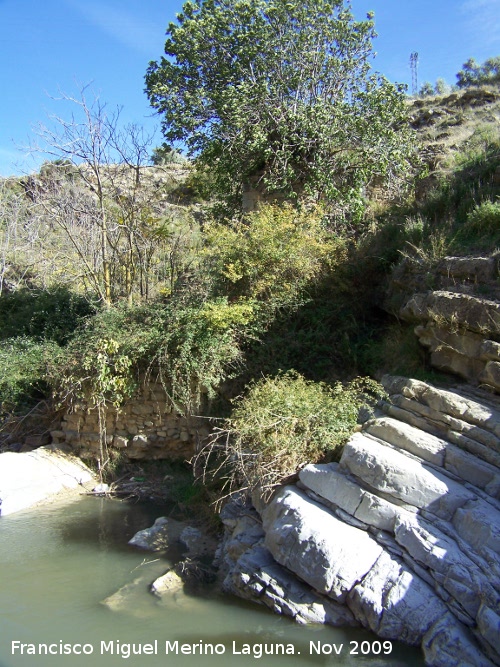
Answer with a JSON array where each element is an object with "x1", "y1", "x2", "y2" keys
[{"x1": 0, "y1": 497, "x2": 425, "y2": 667}]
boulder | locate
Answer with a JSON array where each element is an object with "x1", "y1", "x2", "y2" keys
[
  {"x1": 452, "y1": 500, "x2": 500, "y2": 557},
  {"x1": 399, "y1": 291, "x2": 500, "y2": 337},
  {"x1": 365, "y1": 416, "x2": 447, "y2": 466},
  {"x1": 394, "y1": 516, "x2": 498, "y2": 619},
  {"x1": 220, "y1": 497, "x2": 358, "y2": 627},
  {"x1": 299, "y1": 462, "x2": 413, "y2": 533},
  {"x1": 150, "y1": 570, "x2": 184, "y2": 598},
  {"x1": 179, "y1": 526, "x2": 218, "y2": 559},
  {"x1": 128, "y1": 516, "x2": 186, "y2": 551},
  {"x1": 223, "y1": 543, "x2": 357, "y2": 626},
  {"x1": 423, "y1": 615, "x2": 496, "y2": 667},
  {"x1": 347, "y1": 550, "x2": 446, "y2": 645},
  {"x1": 382, "y1": 376, "x2": 500, "y2": 432},
  {"x1": 262, "y1": 486, "x2": 383, "y2": 602}
]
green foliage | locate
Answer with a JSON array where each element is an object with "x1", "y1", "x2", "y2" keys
[
  {"x1": 0, "y1": 337, "x2": 60, "y2": 416},
  {"x1": 49, "y1": 296, "x2": 246, "y2": 414},
  {"x1": 419, "y1": 82, "x2": 435, "y2": 98},
  {"x1": 153, "y1": 301, "x2": 248, "y2": 412},
  {"x1": 0, "y1": 287, "x2": 95, "y2": 416},
  {"x1": 411, "y1": 125, "x2": 500, "y2": 255},
  {"x1": 203, "y1": 371, "x2": 384, "y2": 498},
  {"x1": 0, "y1": 287, "x2": 96, "y2": 345},
  {"x1": 169, "y1": 166, "x2": 215, "y2": 204},
  {"x1": 204, "y1": 204, "x2": 342, "y2": 313},
  {"x1": 360, "y1": 323, "x2": 431, "y2": 380},
  {"x1": 434, "y1": 78, "x2": 451, "y2": 95},
  {"x1": 151, "y1": 144, "x2": 188, "y2": 165},
  {"x1": 454, "y1": 200, "x2": 500, "y2": 251},
  {"x1": 464, "y1": 200, "x2": 500, "y2": 233},
  {"x1": 49, "y1": 302, "x2": 177, "y2": 408},
  {"x1": 48, "y1": 204, "x2": 340, "y2": 415},
  {"x1": 457, "y1": 56, "x2": 500, "y2": 88},
  {"x1": 419, "y1": 78, "x2": 451, "y2": 98},
  {"x1": 145, "y1": 0, "x2": 414, "y2": 216}
]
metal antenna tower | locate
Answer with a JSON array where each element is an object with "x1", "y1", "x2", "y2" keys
[{"x1": 410, "y1": 52, "x2": 419, "y2": 96}]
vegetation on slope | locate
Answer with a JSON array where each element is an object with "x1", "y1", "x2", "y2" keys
[{"x1": 1, "y1": 2, "x2": 499, "y2": 496}]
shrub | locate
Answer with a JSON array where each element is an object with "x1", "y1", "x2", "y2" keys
[
  {"x1": 203, "y1": 203, "x2": 343, "y2": 316},
  {"x1": 0, "y1": 286, "x2": 96, "y2": 344},
  {"x1": 200, "y1": 371, "x2": 384, "y2": 500},
  {"x1": 464, "y1": 200, "x2": 500, "y2": 235},
  {"x1": 0, "y1": 337, "x2": 60, "y2": 416},
  {"x1": 50, "y1": 296, "x2": 250, "y2": 415},
  {"x1": 451, "y1": 200, "x2": 500, "y2": 252}
]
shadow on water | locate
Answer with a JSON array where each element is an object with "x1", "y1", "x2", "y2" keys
[{"x1": 56, "y1": 497, "x2": 173, "y2": 554}]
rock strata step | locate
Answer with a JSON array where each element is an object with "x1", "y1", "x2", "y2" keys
[{"x1": 220, "y1": 376, "x2": 500, "y2": 667}]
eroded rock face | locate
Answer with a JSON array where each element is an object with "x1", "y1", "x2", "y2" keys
[
  {"x1": 385, "y1": 253, "x2": 500, "y2": 393},
  {"x1": 220, "y1": 377, "x2": 500, "y2": 667},
  {"x1": 219, "y1": 497, "x2": 358, "y2": 627},
  {"x1": 0, "y1": 446, "x2": 95, "y2": 515}
]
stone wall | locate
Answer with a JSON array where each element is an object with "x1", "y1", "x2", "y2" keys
[{"x1": 51, "y1": 381, "x2": 210, "y2": 461}]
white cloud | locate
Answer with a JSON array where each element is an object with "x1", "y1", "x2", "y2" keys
[
  {"x1": 66, "y1": 0, "x2": 163, "y2": 57},
  {"x1": 460, "y1": 0, "x2": 500, "y2": 47}
]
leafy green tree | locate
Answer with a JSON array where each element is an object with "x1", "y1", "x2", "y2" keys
[
  {"x1": 145, "y1": 0, "x2": 414, "y2": 217},
  {"x1": 434, "y1": 78, "x2": 450, "y2": 95},
  {"x1": 151, "y1": 144, "x2": 188, "y2": 165},
  {"x1": 419, "y1": 81, "x2": 435, "y2": 97},
  {"x1": 457, "y1": 56, "x2": 500, "y2": 88}
]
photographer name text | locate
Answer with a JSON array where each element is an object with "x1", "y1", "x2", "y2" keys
[{"x1": 11, "y1": 639, "x2": 393, "y2": 659}]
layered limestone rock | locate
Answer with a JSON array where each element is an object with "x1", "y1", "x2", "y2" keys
[
  {"x1": 128, "y1": 516, "x2": 187, "y2": 551},
  {"x1": 221, "y1": 376, "x2": 500, "y2": 667},
  {"x1": 0, "y1": 445, "x2": 94, "y2": 515},
  {"x1": 386, "y1": 255, "x2": 500, "y2": 392},
  {"x1": 219, "y1": 497, "x2": 358, "y2": 627}
]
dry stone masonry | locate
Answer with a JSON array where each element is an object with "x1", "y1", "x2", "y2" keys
[
  {"x1": 53, "y1": 381, "x2": 208, "y2": 461},
  {"x1": 220, "y1": 376, "x2": 500, "y2": 667}
]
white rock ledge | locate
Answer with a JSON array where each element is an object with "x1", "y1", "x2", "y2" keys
[{"x1": 0, "y1": 446, "x2": 95, "y2": 516}]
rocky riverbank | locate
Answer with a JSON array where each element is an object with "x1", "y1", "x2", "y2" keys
[{"x1": 220, "y1": 376, "x2": 500, "y2": 667}]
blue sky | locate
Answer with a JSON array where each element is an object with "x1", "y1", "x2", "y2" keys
[{"x1": 1, "y1": 0, "x2": 499, "y2": 176}]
